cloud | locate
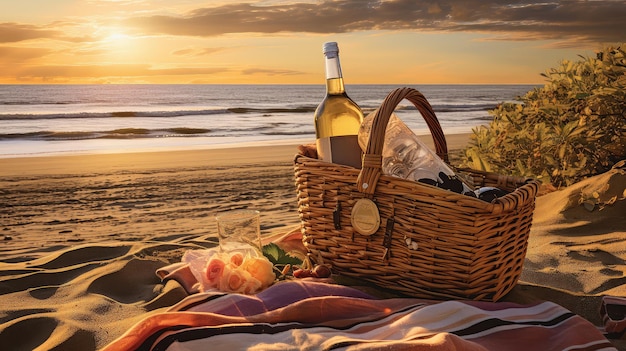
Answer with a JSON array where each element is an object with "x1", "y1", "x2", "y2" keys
[
  {"x1": 4, "y1": 63, "x2": 309, "y2": 83},
  {"x1": 0, "y1": 22, "x2": 100, "y2": 43},
  {"x1": 0, "y1": 46, "x2": 53, "y2": 62},
  {"x1": 11, "y1": 64, "x2": 231, "y2": 79},
  {"x1": 172, "y1": 47, "x2": 225, "y2": 56},
  {"x1": 241, "y1": 67, "x2": 305, "y2": 76},
  {"x1": 126, "y1": 0, "x2": 625, "y2": 45},
  {"x1": 0, "y1": 23, "x2": 63, "y2": 43}
]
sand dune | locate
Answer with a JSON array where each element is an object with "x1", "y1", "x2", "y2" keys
[{"x1": 522, "y1": 162, "x2": 626, "y2": 297}]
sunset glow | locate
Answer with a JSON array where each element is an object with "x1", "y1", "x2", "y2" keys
[{"x1": 0, "y1": 0, "x2": 623, "y2": 84}]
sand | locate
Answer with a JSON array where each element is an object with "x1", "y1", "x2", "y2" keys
[{"x1": 1, "y1": 134, "x2": 625, "y2": 350}]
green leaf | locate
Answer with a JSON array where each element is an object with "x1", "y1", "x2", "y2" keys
[
  {"x1": 262, "y1": 243, "x2": 302, "y2": 266},
  {"x1": 558, "y1": 144, "x2": 567, "y2": 159},
  {"x1": 465, "y1": 148, "x2": 492, "y2": 172}
]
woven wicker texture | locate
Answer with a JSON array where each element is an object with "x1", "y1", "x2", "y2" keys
[{"x1": 294, "y1": 87, "x2": 540, "y2": 301}]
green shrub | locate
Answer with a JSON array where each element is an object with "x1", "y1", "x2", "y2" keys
[{"x1": 461, "y1": 44, "x2": 626, "y2": 188}]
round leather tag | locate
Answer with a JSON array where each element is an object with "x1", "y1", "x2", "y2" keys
[{"x1": 351, "y1": 198, "x2": 380, "y2": 236}]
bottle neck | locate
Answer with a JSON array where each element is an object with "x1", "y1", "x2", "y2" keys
[{"x1": 324, "y1": 53, "x2": 345, "y2": 95}]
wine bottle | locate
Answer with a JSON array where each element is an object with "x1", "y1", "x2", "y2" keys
[{"x1": 314, "y1": 42, "x2": 364, "y2": 169}]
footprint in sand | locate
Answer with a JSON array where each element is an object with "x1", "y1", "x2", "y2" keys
[
  {"x1": 0, "y1": 245, "x2": 132, "y2": 295},
  {"x1": 600, "y1": 267, "x2": 623, "y2": 277},
  {"x1": 86, "y1": 258, "x2": 165, "y2": 304},
  {"x1": 30, "y1": 244, "x2": 132, "y2": 270},
  {"x1": 0, "y1": 316, "x2": 59, "y2": 351},
  {"x1": 566, "y1": 248, "x2": 626, "y2": 266}
]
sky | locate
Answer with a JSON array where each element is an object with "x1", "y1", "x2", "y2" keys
[{"x1": 0, "y1": 0, "x2": 623, "y2": 84}]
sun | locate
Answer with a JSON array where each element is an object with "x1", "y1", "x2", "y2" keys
[
  {"x1": 104, "y1": 32, "x2": 132, "y2": 44},
  {"x1": 97, "y1": 25, "x2": 135, "y2": 46},
  {"x1": 98, "y1": 28, "x2": 141, "y2": 62}
]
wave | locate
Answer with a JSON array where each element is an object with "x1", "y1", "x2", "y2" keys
[
  {"x1": 0, "y1": 106, "x2": 316, "y2": 120},
  {"x1": 0, "y1": 103, "x2": 495, "y2": 121},
  {"x1": 0, "y1": 125, "x2": 318, "y2": 141},
  {"x1": 1, "y1": 101, "x2": 75, "y2": 105},
  {"x1": 395, "y1": 103, "x2": 496, "y2": 113},
  {"x1": 0, "y1": 109, "x2": 221, "y2": 120},
  {"x1": 0, "y1": 128, "x2": 214, "y2": 141},
  {"x1": 226, "y1": 106, "x2": 315, "y2": 114}
]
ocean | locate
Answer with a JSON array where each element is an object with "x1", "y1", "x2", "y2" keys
[{"x1": 0, "y1": 84, "x2": 537, "y2": 158}]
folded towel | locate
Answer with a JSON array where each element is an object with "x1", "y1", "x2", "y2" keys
[{"x1": 102, "y1": 280, "x2": 616, "y2": 351}]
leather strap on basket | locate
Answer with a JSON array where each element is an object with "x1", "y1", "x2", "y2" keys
[{"x1": 357, "y1": 87, "x2": 449, "y2": 195}]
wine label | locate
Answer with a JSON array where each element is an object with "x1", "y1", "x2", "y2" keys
[
  {"x1": 351, "y1": 198, "x2": 380, "y2": 236},
  {"x1": 316, "y1": 135, "x2": 362, "y2": 169}
]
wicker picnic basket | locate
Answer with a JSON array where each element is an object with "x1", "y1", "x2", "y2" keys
[{"x1": 294, "y1": 87, "x2": 540, "y2": 301}]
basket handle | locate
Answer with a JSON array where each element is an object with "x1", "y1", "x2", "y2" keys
[{"x1": 357, "y1": 87, "x2": 448, "y2": 195}]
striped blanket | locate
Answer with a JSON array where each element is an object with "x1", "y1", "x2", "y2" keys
[{"x1": 103, "y1": 280, "x2": 616, "y2": 351}]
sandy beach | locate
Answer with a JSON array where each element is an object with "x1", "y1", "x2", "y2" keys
[{"x1": 1, "y1": 133, "x2": 625, "y2": 350}]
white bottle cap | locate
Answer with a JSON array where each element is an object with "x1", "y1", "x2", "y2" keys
[{"x1": 323, "y1": 42, "x2": 339, "y2": 57}]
